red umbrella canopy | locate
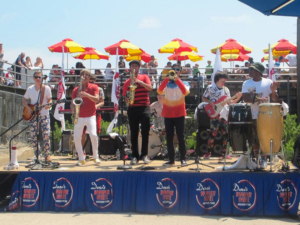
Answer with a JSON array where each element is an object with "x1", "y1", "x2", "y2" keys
[
  {"x1": 222, "y1": 52, "x2": 250, "y2": 62},
  {"x1": 104, "y1": 39, "x2": 143, "y2": 56},
  {"x1": 73, "y1": 47, "x2": 109, "y2": 60},
  {"x1": 48, "y1": 38, "x2": 85, "y2": 53},
  {"x1": 263, "y1": 39, "x2": 297, "y2": 55},
  {"x1": 158, "y1": 38, "x2": 198, "y2": 54},
  {"x1": 211, "y1": 38, "x2": 253, "y2": 55}
]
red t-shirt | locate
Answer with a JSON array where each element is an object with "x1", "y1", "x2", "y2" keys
[
  {"x1": 122, "y1": 74, "x2": 151, "y2": 107},
  {"x1": 72, "y1": 83, "x2": 99, "y2": 117}
]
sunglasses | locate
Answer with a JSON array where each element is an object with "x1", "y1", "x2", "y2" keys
[
  {"x1": 34, "y1": 76, "x2": 42, "y2": 79},
  {"x1": 173, "y1": 68, "x2": 181, "y2": 72},
  {"x1": 249, "y1": 67, "x2": 254, "y2": 71}
]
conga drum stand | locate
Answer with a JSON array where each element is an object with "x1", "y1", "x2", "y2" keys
[{"x1": 218, "y1": 141, "x2": 257, "y2": 171}]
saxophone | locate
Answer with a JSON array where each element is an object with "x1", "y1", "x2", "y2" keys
[
  {"x1": 73, "y1": 77, "x2": 83, "y2": 124},
  {"x1": 129, "y1": 69, "x2": 136, "y2": 105}
]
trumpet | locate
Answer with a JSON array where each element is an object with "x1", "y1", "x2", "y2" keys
[{"x1": 167, "y1": 70, "x2": 176, "y2": 80}]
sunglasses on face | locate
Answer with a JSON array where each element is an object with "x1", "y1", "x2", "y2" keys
[
  {"x1": 173, "y1": 68, "x2": 181, "y2": 72},
  {"x1": 34, "y1": 76, "x2": 42, "y2": 79},
  {"x1": 249, "y1": 67, "x2": 254, "y2": 71}
]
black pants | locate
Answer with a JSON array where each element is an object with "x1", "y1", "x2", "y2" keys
[
  {"x1": 128, "y1": 106, "x2": 150, "y2": 159},
  {"x1": 165, "y1": 116, "x2": 186, "y2": 162}
]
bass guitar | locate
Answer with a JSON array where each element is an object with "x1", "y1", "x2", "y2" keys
[
  {"x1": 205, "y1": 95, "x2": 237, "y2": 119},
  {"x1": 23, "y1": 99, "x2": 66, "y2": 121}
]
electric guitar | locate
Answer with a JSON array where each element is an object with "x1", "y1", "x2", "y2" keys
[
  {"x1": 23, "y1": 99, "x2": 66, "y2": 121},
  {"x1": 205, "y1": 95, "x2": 238, "y2": 119}
]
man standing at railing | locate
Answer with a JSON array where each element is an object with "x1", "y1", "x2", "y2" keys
[
  {"x1": 22, "y1": 71, "x2": 52, "y2": 162},
  {"x1": 148, "y1": 55, "x2": 158, "y2": 86},
  {"x1": 285, "y1": 51, "x2": 297, "y2": 74},
  {"x1": 13, "y1": 52, "x2": 29, "y2": 88},
  {"x1": 205, "y1": 60, "x2": 213, "y2": 80}
]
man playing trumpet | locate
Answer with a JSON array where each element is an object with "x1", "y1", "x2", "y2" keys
[{"x1": 71, "y1": 69, "x2": 100, "y2": 166}]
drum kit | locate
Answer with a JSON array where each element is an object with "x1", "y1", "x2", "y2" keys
[{"x1": 221, "y1": 102, "x2": 286, "y2": 171}]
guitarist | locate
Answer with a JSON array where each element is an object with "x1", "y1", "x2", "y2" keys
[
  {"x1": 202, "y1": 71, "x2": 242, "y2": 158},
  {"x1": 22, "y1": 71, "x2": 52, "y2": 162}
]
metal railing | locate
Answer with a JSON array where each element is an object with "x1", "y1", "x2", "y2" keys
[
  {"x1": 0, "y1": 59, "x2": 297, "y2": 90},
  {"x1": 0, "y1": 90, "x2": 30, "y2": 149}
]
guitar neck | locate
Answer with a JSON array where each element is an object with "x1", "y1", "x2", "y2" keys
[{"x1": 222, "y1": 95, "x2": 237, "y2": 105}]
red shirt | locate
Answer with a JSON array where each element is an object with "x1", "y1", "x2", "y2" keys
[
  {"x1": 122, "y1": 74, "x2": 151, "y2": 107},
  {"x1": 72, "y1": 83, "x2": 99, "y2": 118}
]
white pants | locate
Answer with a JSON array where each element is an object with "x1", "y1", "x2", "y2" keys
[{"x1": 74, "y1": 116, "x2": 99, "y2": 161}]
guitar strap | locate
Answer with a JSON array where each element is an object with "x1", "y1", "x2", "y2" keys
[{"x1": 39, "y1": 84, "x2": 45, "y2": 105}]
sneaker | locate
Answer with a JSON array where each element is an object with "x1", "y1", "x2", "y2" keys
[
  {"x1": 143, "y1": 156, "x2": 151, "y2": 164},
  {"x1": 163, "y1": 161, "x2": 175, "y2": 166},
  {"x1": 76, "y1": 160, "x2": 85, "y2": 166},
  {"x1": 203, "y1": 152, "x2": 211, "y2": 159},
  {"x1": 181, "y1": 160, "x2": 187, "y2": 166},
  {"x1": 130, "y1": 157, "x2": 138, "y2": 165},
  {"x1": 94, "y1": 158, "x2": 101, "y2": 165},
  {"x1": 45, "y1": 156, "x2": 52, "y2": 163}
]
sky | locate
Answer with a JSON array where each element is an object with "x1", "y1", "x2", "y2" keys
[{"x1": 0, "y1": 0, "x2": 297, "y2": 72}]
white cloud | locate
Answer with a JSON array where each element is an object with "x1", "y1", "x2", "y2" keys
[
  {"x1": 0, "y1": 12, "x2": 18, "y2": 22},
  {"x1": 210, "y1": 15, "x2": 252, "y2": 23},
  {"x1": 138, "y1": 18, "x2": 162, "y2": 29}
]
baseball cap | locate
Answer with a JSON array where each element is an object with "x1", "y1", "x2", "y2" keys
[
  {"x1": 129, "y1": 60, "x2": 141, "y2": 67},
  {"x1": 249, "y1": 62, "x2": 265, "y2": 74}
]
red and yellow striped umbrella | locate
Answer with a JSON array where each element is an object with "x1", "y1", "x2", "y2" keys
[
  {"x1": 125, "y1": 52, "x2": 152, "y2": 63},
  {"x1": 48, "y1": 38, "x2": 85, "y2": 53},
  {"x1": 73, "y1": 47, "x2": 109, "y2": 60},
  {"x1": 211, "y1": 38, "x2": 253, "y2": 55},
  {"x1": 168, "y1": 51, "x2": 204, "y2": 62},
  {"x1": 263, "y1": 39, "x2": 297, "y2": 55},
  {"x1": 158, "y1": 38, "x2": 198, "y2": 54},
  {"x1": 221, "y1": 52, "x2": 250, "y2": 62},
  {"x1": 104, "y1": 39, "x2": 143, "y2": 56}
]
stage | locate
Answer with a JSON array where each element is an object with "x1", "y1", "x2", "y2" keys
[{"x1": 1, "y1": 156, "x2": 300, "y2": 217}]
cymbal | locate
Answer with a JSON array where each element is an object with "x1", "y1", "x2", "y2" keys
[{"x1": 185, "y1": 116, "x2": 192, "y2": 119}]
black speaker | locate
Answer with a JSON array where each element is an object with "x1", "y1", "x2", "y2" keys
[
  {"x1": 61, "y1": 130, "x2": 74, "y2": 154},
  {"x1": 98, "y1": 135, "x2": 119, "y2": 155},
  {"x1": 211, "y1": 131, "x2": 224, "y2": 157},
  {"x1": 197, "y1": 105, "x2": 210, "y2": 129},
  {"x1": 196, "y1": 128, "x2": 210, "y2": 157}
]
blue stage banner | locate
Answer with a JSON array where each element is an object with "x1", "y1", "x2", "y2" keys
[{"x1": 4, "y1": 171, "x2": 300, "y2": 216}]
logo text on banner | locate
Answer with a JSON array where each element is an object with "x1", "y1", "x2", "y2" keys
[
  {"x1": 22, "y1": 177, "x2": 40, "y2": 208},
  {"x1": 156, "y1": 178, "x2": 178, "y2": 208},
  {"x1": 52, "y1": 177, "x2": 73, "y2": 208},
  {"x1": 196, "y1": 178, "x2": 220, "y2": 210},
  {"x1": 90, "y1": 178, "x2": 113, "y2": 209},
  {"x1": 232, "y1": 179, "x2": 257, "y2": 212},
  {"x1": 276, "y1": 179, "x2": 298, "y2": 211}
]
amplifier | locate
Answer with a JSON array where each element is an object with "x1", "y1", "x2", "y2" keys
[
  {"x1": 61, "y1": 130, "x2": 74, "y2": 154},
  {"x1": 197, "y1": 106, "x2": 210, "y2": 129},
  {"x1": 98, "y1": 135, "x2": 119, "y2": 155}
]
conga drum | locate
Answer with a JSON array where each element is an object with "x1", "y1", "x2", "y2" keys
[{"x1": 257, "y1": 103, "x2": 283, "y2": 154}]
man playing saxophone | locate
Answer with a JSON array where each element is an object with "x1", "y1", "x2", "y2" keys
[
  {"x1": 123, "y1": 60, "x2": 153, "y2": 165},
  {"x1": 71, "y1": 69, "x2": 100, "y2": 166}
]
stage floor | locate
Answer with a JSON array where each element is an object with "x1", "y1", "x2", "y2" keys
[{"x1": 0, "y1": 155, "x2": 288, "y2": 173}]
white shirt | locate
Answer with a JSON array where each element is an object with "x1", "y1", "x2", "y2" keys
[
  {"x1": 203, "y1": 83, "x2": 231, "y2": 102},
  {"x1": 24, "y1": 85, "x2": 52, "y2": 116},
  {"x1": 242, "y1": 77, "x2": 273, "y2": 119},
  {"x1": 285, "y1": 54, "x2": 297, "y2": 66}
]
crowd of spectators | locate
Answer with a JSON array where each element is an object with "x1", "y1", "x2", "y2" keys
[{"x1": 0, "y1": 44, "x2": 298, "y2": 90}]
